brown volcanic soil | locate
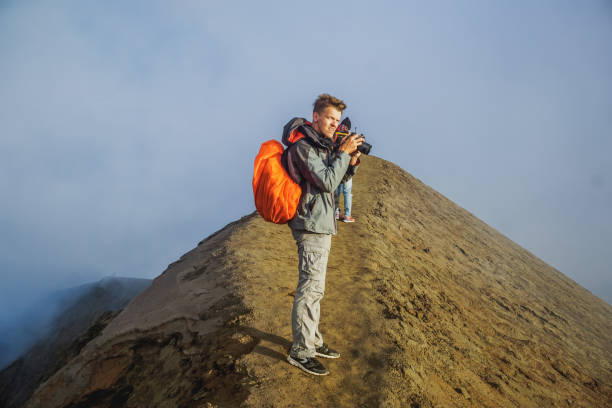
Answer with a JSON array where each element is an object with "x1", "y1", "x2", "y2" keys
[{"x1": 24, "y1": 155, "x2": 612, "y2": 407}]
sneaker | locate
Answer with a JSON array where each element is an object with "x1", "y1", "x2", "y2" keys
[
  {"x1": 287, "y1": 355, "x2": 329, "y2": 376},
  {"x1": 342, "y1": 215, "x2": 355, "y2": 223},
  {"x1": 315, "y1": 343, "x2": 340, "y2": 359}
]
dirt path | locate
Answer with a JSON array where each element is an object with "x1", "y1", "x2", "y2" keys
[{"x1": 232, "y1": 216, "x2": 394, "y2": 407}]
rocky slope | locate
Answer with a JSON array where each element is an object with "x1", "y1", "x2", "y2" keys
[
  {"x1": 21, "y1": 156, "x2": 612, "y2": 407},
  {"x1": 0, "y1": 277, "x2": 151, "y2": 408}
]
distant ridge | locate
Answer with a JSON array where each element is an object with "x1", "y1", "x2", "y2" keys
[
  {"x1": 17, "y1": 156, "x2": 612, "y2": 407},
  {"x1": 0, "y1": 277, "x2": 151, "y2": 408}
]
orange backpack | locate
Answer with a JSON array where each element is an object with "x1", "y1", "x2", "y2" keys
[{"x1": 252, "y1": 140, "x2": 302, "y2": 223}]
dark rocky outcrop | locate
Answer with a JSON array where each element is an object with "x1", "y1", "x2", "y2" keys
[{"x1": 0, "y1": 277, "x2": 150, "y2": 408}]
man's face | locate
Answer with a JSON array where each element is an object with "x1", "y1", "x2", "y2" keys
[{"x1": 312, "y1": 106, "x2": 341, "y2": 139}]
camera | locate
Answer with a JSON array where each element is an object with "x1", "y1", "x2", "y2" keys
[{"x1": 356, "y1": 134, "x2": 372, "y2": 155}]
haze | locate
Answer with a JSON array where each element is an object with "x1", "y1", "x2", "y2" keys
[{"x1": 1, "y1": 0, "x2": 610, "y2": 363}]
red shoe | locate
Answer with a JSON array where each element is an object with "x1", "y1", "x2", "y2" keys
[{"x1": 342, "y1": 215, "x2": 355, "y2": 223}]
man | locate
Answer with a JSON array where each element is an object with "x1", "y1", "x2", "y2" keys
[
  {"x1": 334, "y1": 118, "x2": 357, "y2": 223},
  {"x1": 281, "y1": 94, "x2": 363, "y2": 376}
]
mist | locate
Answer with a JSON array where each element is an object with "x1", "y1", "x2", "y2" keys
[{"x1": 1, "y1": 0, "x2": 611, "y2": 366}]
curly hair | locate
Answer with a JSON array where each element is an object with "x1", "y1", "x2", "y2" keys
[{"x1": 313, "y1": 93, "x2": 346, "y2": 114}]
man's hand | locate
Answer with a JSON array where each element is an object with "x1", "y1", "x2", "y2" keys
[
  {"x1": 350, "y1": 150, "x2": 361, "y2": 166},
  {"x1": 339, "y1": 133, "x2": 364, "y2": 156}
]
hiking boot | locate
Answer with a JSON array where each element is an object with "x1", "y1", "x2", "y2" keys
[
  {"x1": 315, "y1": 343, "x2": 340, "y2": 359},
  {"x1": 342, "y1": 215, "x2": 355, "y2": 223},
  {"x1": 287, "y1": 355, "x2": 329, "y2": 376}
]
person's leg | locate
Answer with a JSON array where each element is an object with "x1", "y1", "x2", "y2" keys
[
  {"x1": 335, "y1": 183, "x2": 343, "y2": 218},
  {"x1": 290, "y1": 231, "x2": 331, "y2": 359},
  {"x1": 343, "y1": 179, "x2": 353, "y2": 217}
]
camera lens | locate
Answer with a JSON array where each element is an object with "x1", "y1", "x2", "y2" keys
[{"x1": 358, "y1": 141, "x2": 372, "y2": 155}]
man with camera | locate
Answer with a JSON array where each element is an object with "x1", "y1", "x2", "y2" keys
[{"x1": 281, "y1": 94, "x2": 363, "y2": 376}]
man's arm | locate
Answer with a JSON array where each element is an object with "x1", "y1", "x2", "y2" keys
[
  {"x1": 294, "y1": 142, "x2": 351, "y2": 193},
  {"x1": 289, "y1": 134, "x2": 363, "y2": 192},
  {"x1": 343, "y1": 151, "x2": 361, "y2": 181}
]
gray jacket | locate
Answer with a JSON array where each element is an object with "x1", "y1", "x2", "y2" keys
[{"x1": 281, "y1": 117, "x2": 358, "y2": 234}]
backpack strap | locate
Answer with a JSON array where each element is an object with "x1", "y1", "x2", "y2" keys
[{"x1": 281, "y1": 125, "x2": 319, "y2": 171}]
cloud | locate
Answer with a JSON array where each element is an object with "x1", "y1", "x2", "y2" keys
[{"x1": 1, "y1": 0, "x2": 611, "y2": 331}]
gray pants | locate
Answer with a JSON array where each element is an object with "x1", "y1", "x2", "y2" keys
[{"x1": 290, "y1": 230, "x2": 332, "y2": 359}]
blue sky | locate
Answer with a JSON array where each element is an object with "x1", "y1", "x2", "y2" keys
[{"x1": 1, "y1": 0, "x2": 611, "y2": 322}]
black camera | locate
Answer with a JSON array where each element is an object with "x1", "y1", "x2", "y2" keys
[{"x1": 356, "y1": 135, "x2": 372, "y2": 155}]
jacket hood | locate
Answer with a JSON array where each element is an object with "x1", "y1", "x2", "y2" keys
[{"x1": 281, "y1": 117, "x2": 333, "y2": 150}]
